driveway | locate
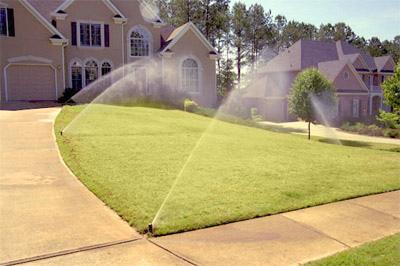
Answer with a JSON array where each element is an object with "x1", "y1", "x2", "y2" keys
[
  {"x1": 0, "y1": 104, "x2": 142, "y2": 264},
  {"x1": 260, "y1": 121, "x2": 400, "y2": 145}
]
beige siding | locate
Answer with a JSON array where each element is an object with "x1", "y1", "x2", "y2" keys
[
  {"x1": 334, "y1": 65, "x2": 366, "y2": 92},
  {"x1": 0, "y1": 0, "x2": 63, "y2": 101},
  {"x1": 163, "y1": 30, "x2": 217, "y2": 107}
]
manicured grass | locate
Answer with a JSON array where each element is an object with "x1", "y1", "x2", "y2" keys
[
  {"x1": 306, "y1": 234, "x2": 400, "y2": 266},
  {"x1": 55, "y1": 104, "x2": 400, "y2": 235}
]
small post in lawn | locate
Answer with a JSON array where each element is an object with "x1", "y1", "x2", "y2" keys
[{"x1": 308, "y1": 121, "x2": 311, "y2": 140}]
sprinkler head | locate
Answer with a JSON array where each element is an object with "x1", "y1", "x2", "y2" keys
[
  {"x1": 148, "y1": 223, "x2": 153, "y2": 235},
  {"x1": 60, "y1": 130, "x2": 63, "y2": 136}
]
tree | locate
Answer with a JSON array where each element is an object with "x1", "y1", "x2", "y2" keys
[
  {"x1": 245, "y1": 4, "x2": 272, "y2": 71},
  {"x1": 317, "y1": 22, "x2": 356, "y2": 42},
  {"x1": 289, "y1": 68, "x2": 337, "y2": 140},
  {"x1": 381, "y1": 64, "x2": 400, "y2": 114},
  {"x1": 281, "y1": 21, "x2": 317, "y2": 48},
  {"x1": 217, "y1": 58, "x2": 236, "y2": 100}
]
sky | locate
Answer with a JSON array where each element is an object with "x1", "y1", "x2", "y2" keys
[{"x1": 237, "y1": 0, "x2": 400, "y2": 41}]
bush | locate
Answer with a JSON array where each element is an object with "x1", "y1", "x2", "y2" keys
[
  {"x1": 251, "y1": 108, "x2": 263, "y2": 122},
  {"x1": 58, "y1": 87, "x2": 80, "y2": 103},
  {"x1": 183, "y1": 99, "x2": 199, "y2": 112},
  {"x1": 377, "y1": 110, "x2": 400, "y2": 129},
  {"x1": 384, "y1": 129, "x2": 400, "y2": 138},
  {"x1": 359, "y1": 124, "x2": 383, "y2": 136}
]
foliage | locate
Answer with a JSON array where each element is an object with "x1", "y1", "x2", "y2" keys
[
  {"x1": 384, "y1": 129, "x2": 400, "y2": 139},
  {"x1": 217, "y1": 58, "x2": 236, "y2": 100},
  {"x1": 306, "y1": 234, "x2": 400, "y2": 266},
  {"x1": 377, "y1": 110, "x2": 400, "y2": 129},
  {"x1": 57, "y1": 87, "x2": 80, "y2": 103},
  {"x1": 381, "y1": 64, "x2": 400, "y2": 113},
  {"x1": 183, "y1": 98, "x2": 199, "y2": 112},
  {"x1": 288, "y1": 68, "x2": 337, "y2": 139},
  {"x1": 340, "y1": 121, "x2": 400, "y2": 139},
  {"x1": 250, "y1": 107, "x2": 262, "y2": 121},
  {"x1": 56, "y1": 105, "x2": 400, "y2": 235},
  {"x1": 231, "y1": 2, "x2": 248, "y2": 87}
]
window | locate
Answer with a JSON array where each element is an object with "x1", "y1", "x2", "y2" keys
[
  {"x1": 352, "y1": 99, "x2": 360, "y2": 118},
  {"x1": 101, "y1": 62, "x2": 112, "y2": 76},
  {"x1": 129, "y1": 27, "x2": 150, "y2": 57},
  {"x1": 0, "y1": 8, "x2": 7, "y2": 36},
  {"x1": 80, "y1": 23, "x2": 102, "y2": 47},
  {"x1": 181, "y1": 58, "x2": 199, "y2": 93},
  {"x1": 85, "y1": 60, "x2": 98, "y2": 86},
  {"x1": 71, "y1": 61, "x2": 83, "y2": 90}
]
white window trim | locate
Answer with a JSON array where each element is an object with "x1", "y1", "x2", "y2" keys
[
  {"x1": 100, "y1": 60, "x2": 113, "y2": 75},
  {"x1": 127, "y1": 25, "x2": 152, "y2": 59},
  {"x1": 83, "y1": 57, "x2": 101, "y2": 86},
  {"x1": 179, "y1": 56, "x2": 202, "y2": 95},
  {"x1": 352, "y1": 98, "x2": 360, "y2": 118},
  {"x1": 68, "y1": 58, "x2": 83, "y2": 89},
  {"x1": 77, "y1": 20, "x2": 105, "y2": 49},
  {"x1": 0, "y1": 7, "x2": 8, "y2": 37}
]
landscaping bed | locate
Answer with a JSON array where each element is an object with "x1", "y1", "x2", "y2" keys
[{"x1": 55, "y1": 104, "x2": 400, "y2": 235}]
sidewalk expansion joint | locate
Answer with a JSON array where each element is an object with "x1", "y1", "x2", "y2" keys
[
  {"x1": 281, "y1": 215, "x2": 351, "y2": 248},
  {"x1": 0, "y1": 237, "x2": 142, "y2": 266},
  {"x1": 146, "y1": 238, "x2": 198, "y2": 266},
  {"x1": 349, "y1": 201, "x2": 400, "y2": 220}
]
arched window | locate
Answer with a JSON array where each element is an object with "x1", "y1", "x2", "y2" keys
[
  {"x1": 85, "y1": 60, "x2": 98, "y2": 86},
  {"x1": 181, "y1": 58, "x2": 199, "y2": 92},
  {"x1": 71, "y1": 61, "x2": 83, "y2": 90},
  {"x1": 129, "y1": 27, "x2": 151, "y2": 57},
  {"x1": 101, "y1": 62, "x2": 112, "y2": 76}
]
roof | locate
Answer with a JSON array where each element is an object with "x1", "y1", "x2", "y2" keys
[
  {"x1": 160, "y1": 22, "x2": 218, "y2": 55},
  {"x1": 336, "y1": 40, "x2": 377, "y2": 70},
  {"x1": 318, "y1": 60, "x2": 348, "y2": 82},
  {"x1": 27, "y1": 0, "x2": 64, "y2": 21},
  {"x1": 18, "y1": 0, "x2": 67, "y2": 41},
  {"x1": 374, "y1": 55, "x2": 392, "y2": 71}
]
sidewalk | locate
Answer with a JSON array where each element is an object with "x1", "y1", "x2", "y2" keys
[{"x1": 23, "y1": 191, "x2": 399, "y2": 265}]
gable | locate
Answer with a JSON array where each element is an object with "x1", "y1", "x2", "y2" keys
[
  {"x1": 161, "y1": 22, "x2": 217, "y2": 55},
  {"x1": 61, "y1": 0, "x2": 117, "y2": 20},
  {"x1": 352, "y1": 56, "x2": 369, "y2": 70},
  {"x1": 381, "y1": 58, "x2": 395, "y2": 72},
  {"x1": 333, "y1": 64, "x2": 368, "y2": 92},
  {"x1": 55, "y1": 0, "x2": 125, "y2": 18}
]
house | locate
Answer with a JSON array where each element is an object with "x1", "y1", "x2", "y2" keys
[
  {"x1": 244, "y1": 39, "x2": 395, "y2": 123},
  {"x1": 0, "y1": 0, "x2": 218, "y2": 107}
]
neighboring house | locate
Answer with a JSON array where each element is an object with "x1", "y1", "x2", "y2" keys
[
  {"x1": 0, "y1": 0, "x2": 218, "y2": 107},
  {"x1": 244, "y1": 39, "x2": 395, "y2": 123}
]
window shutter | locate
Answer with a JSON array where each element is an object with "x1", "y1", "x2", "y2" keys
[
  {"x1": 104, "y1": 24, "x2": 109, "y2": 47},
  {"x1": 71, "y1": 22, "x2": 77, "y2": 46},
  {"x1": 7, "y1": 8, "x2": 15, "y2": 37}
]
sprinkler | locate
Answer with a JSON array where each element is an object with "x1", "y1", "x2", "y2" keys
[
  {"x1": 148, "y1": 223, "x2": 154, "y2": 235},
  {"x1": 60, "y1": 130, "x2": 63, "y2": 136}
]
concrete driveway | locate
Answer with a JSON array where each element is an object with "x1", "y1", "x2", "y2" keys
[{"x1": 0, "y1": 104, "x2": 143, "y2": 264}]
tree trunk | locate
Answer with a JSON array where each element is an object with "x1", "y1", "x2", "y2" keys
[
  {"x1": 237, "y1": 46, "x2": 241, "y2": 89},
  {"x1": 308, "y1": 121, "x2": 311, "y2": 140}
]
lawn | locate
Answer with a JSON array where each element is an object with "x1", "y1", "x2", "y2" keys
[
  {"x1": 306, "y1": 234, "x2": 400, "y2": 266},
  {"x1": 55, "y1": 104, "x2": 400, "y2": 235}
]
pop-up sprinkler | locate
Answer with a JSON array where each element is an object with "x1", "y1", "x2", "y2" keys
[{"x1": 148, "y1": 223, "x2": 154, "y2": 235}]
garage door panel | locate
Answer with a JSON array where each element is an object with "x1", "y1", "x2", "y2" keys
[{"x1": 7, "y1": 65, "x2": 56, "y2": 101}]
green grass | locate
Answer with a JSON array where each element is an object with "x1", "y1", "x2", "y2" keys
[
  {"x1": 306, "y1": 234, "x2": 400, "y2": 266},
  {"x1": 55, "y1": 104, "x2": 400, "y2": 235}
]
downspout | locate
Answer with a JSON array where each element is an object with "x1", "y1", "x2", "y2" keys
[
  {"x1": 121, "y1": 22, "x2": 125, "y2": 76},
  {"x1": 62, "y1": 43, "x2": 67, "y2": 92}
]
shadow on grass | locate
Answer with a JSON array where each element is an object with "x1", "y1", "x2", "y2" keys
[{"x1": 318, "y1": 138, "x2": 400, "y2": 153}]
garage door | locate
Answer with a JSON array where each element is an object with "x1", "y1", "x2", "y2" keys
[{"x1": 7, "y1": 65, "x2": 56, "y2": 101}]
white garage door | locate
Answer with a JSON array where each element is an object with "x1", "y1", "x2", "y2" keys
[{"x1": 7, "y1": 64, "x2": 56, "y2": 101}]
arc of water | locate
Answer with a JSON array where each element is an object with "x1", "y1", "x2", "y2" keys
[{"x1": 150, "y1": 118, "x2": 217, "y2": 229}]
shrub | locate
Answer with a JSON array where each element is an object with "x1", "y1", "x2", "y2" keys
[
  {"x1": 384, "y1": 129, "x2": 400, "y2": 138},
  {"x1": 251, "y1": 108, "x2": 263, "y2": 122},
  {"x1": 58, "y1": 87, "x2": 80, "y2": 103},
  {"x1": 377, "y1": 110, "x2": 400, "y2": 129},
  {"x1": 184, "y1": 99, "x2": 199, "y2": 112},
  {"x1": 359, "y1": 124, "x2": 383, "y2": 136}
]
